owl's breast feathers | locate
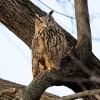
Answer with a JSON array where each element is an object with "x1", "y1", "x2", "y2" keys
[{"x1": 32, "y1": 27, "x2": 68, "y2": 61}]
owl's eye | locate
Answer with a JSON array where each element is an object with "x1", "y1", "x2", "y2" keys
[{"x1": 39, "y1": 20, "x2": 43, "y2": 23}]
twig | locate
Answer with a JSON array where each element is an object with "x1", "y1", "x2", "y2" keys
[{"x1": 62, "y1": 89, "x2": 100, "y2": 100}]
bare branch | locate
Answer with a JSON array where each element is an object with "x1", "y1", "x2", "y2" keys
[{"x1": 62, "y1": 89, "x2": 100, "y2": 100}]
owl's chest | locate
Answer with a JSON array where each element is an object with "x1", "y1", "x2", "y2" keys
[
  {"x1": 32, "y1": 36, "x2": 44, "y2": 54},
  {"x1": 32, "y1": 29, "x2": 67, "y2": 58},
  {"x1": 32, "y1": 30, "x2": 48, "y2": 48}
]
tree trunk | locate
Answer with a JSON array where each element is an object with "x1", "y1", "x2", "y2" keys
[
  {"x1": 74, "y1": 0, "x2": 94, "y2": 99},
  {"x1": 0, "y1": 0, "x2": 100, "y2": 100},
  {"x1": 75, "y1": 0, "x2": 92, "y2": 67}
]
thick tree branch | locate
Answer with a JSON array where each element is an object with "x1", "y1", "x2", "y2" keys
[
  {"x1": 0, "y1": 78, "x2": 60, "y2": 100},
  {"x1": 0, "y1": 0, "x2": 76, "y2": 48},
  {"x1": 17, "y1": 54, "x2": 100, "y2": 100}
]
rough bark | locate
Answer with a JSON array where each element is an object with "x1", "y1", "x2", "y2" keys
[
  {"x1": 0, "y1": 78, "x2": 60, "y2": 100},
  {"x1": 75, "y1": 0, "x2": 92, "y2": 68},
  {"x1": 0, "y1": 0, "x2": 100, "y2": 100}
]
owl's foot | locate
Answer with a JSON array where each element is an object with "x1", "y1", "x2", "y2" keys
[
  {"x1": 52, "y1": 66, "x2": 60, "y2": 71},
  {"x1": 47, "y1": 67, "x2": 51, "y2": 72},
  {"x1": 47, "y1": 66, "x2": 60, "y2": 72}
]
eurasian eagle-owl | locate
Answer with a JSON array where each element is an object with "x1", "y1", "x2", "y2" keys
[{"x1": 32, "y1": 11, "x2": 69, "y2": 77}]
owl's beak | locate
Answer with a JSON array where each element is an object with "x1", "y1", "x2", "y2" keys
[{"x1": 43, "y1": 24, "x2": 47, "y2": 28}]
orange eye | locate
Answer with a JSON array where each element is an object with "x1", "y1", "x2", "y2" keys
[{"x1": 39, "y1": 20, "x2": 43, "y2": 23}]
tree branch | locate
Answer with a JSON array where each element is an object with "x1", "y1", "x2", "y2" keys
[
  {"x1": 19, "y1": 54, "x2": 100, "y2": 100},
  {"x1": 0, "y1": 78, "x2": 60, "y2": 100},
  {"x1": 0, "y1": 0, "x2": 76, "y2": 48},
  {"x1": 63, "y1": 89, "x2": 100, "y2": 100}
]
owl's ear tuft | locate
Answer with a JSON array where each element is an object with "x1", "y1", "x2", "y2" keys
[
  {"x1": 48, "y1": 10, "x2": 54, "y2": 16},
  {"x1": 35, "y1": 14, "x2": 40, "y2": 19}
]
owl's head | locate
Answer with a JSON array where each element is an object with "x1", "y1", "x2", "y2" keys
[{"x1": 35, "y1": 11, "x2": 56, "y2": 31}]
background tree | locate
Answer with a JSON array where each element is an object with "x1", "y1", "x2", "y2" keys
[{"x1": 0, "y1": 0, "x2": 100, "y2": 100}]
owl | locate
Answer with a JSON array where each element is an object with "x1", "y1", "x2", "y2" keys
[{"x1": 32, "y1": 11, "x2": 69, "y2": 77}]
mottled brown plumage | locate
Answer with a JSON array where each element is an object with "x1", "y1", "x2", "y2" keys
[{"x1": 32, "y1": 11, "x2": 69, "y2": 77}]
